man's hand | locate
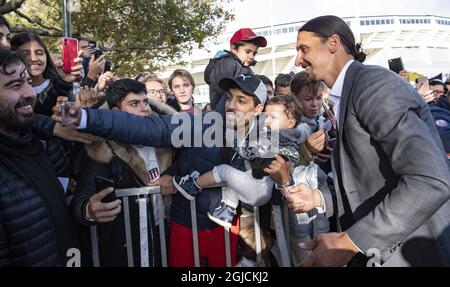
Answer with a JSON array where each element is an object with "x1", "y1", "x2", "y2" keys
[
  {"x1": 305, "y1": 129, "x2": 327, "y2": 154},
  {"x1": 53, "y1": 123, "x2": 96, "y2": 144},
  {"x1": 87, "y1": 54, "x2": 106, "y2": 81},
  {"x1": 77, "y1": 86, "x2": 104, "y2": 108},
  {"x1": 96, "y1": 71, "x2": 114, "y2": 92},
  {"x1": 86, "y1": 187, "x2": 122, "y2": 223},
  {"x1": 82, "y1": 46, "x2": 95, "y2": 58},
  {"x1": 263, "y1": 155, "x2": 291, "y2": 185},
  {"x1": 150, "y1": 175, "x2": 177, "y2": 195},
  {"x1": 314, "y1": 138, "x2": 335, "y2": 164},
  {"x1": 55, "y1": 50, "x2": 84, "y2": 83},
  {"x1": 315, "y1": 148, "x2": 333, "y2": 164},
  {"x1": 418, "y1": 88, "x2": 436, "y2": 103},
  {"x1": 298, "y1": 232, "x2": 359, "y2": 267},
  {"x1": 399, "y1": 70, "x2": 410, "y2": 82},
  {"x1": 52, "y1": 96, "x2": 82, "y2": 127},
  {"x1": 285, "y1": 184, "x2": 323, "y2": 213}
]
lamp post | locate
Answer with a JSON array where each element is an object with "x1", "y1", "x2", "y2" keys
[{"x1": 62, "y1": 0, "x2": 71, "y2": 37}]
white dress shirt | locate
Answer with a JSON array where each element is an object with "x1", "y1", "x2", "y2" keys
[{"x1": 328, "y1": 59, "x2": 354, "y2": 127}]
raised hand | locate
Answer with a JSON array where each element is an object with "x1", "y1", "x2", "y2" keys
[
  {"x1": 77, "y1": 86, "x2": 104, "y2": 108},
  {"x1": 305, "y1": 129, "x2": 327, "y2": 154},
  {"x1": 55, "y1": 50, "x2": 84, "y2": 83},
  {"x1": 52, "y1": 96, "x2": 83, "y2": 127}
]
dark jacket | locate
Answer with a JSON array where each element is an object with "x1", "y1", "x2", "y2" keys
[
  {"x1": 430, "y1": 96, "x2": 450, "y2": 153},
  {"x1": 35, "y1": 76, "x2": 74, "y2": 117},
  {"x1": 204, "y1": 50, "x2": 254, "y2": 109},
  {"x1": 0, "y1": 129, "x2": 78, "y2": 266}
]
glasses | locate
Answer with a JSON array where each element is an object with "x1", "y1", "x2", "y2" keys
[{"x1": 147, "y1": 89, "x2": 167, "y2": 97}]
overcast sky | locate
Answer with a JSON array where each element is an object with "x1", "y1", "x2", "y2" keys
[{"x1": 224, "y1": 0, "x2": 450, "y2": 32}]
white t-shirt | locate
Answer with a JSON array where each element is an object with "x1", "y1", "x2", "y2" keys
[
  {"x1": 134, "y1": 146, "x2": 162, "y2": 224},
  {"x1": 33, "y1": 79, "x2": 51, "y2": 94}
]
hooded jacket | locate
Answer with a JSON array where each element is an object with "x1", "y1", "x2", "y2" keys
[{"x1": 204, "y1": 50, "x2": 255, "y2": 109}]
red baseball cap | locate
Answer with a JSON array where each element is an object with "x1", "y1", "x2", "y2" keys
[{"x1": 230, "y1": 28, "x2": 267, "y2": 47}]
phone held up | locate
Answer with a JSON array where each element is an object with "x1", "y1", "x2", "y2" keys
[
  {"x1": 416, "y1": 76, "x2": 430, "y2": 92},
  {"x1": 61, "y1": 37, "x2": 78, "y2": 73},
  {"x1": 94, "y1": 176, "x2": 117, "y2": 203},
  {"x1": 104, "y1": 60, "x2": 112, "y2": 72},
  {"x1": 388, "y1": 57, "x2": 404, "y2": 74},
  {"x1": 93, "y1": 48, "x2": 103, "y2": 60}
]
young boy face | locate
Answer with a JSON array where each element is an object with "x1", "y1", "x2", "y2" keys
[
  {"x1": 264, "y1": 104, "x2": 296, "y2": 130},
  {"x1": 231, "y1": 42, "x2": 259, "y2": 67},
  {"x1": 297, "y1": 86, "x2": 323, "y2": 119},
  {"x1": 115, "y1": 92, "x2": 151, "y2": 117},
  {"x1": 171, "y1": 76, "x2": 194, "y2": 105}
]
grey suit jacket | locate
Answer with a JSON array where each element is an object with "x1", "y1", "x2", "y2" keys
[{"x1": 323, "y1": 61, "x2": 450, "y2": 266}]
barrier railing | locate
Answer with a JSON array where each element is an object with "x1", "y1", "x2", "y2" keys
[
  {"x1": 90, "y1": 186, "x2": 167, "y2": 267},
  {"x1": 90, "y1": 185, "x2": 291, "y2": 267}
]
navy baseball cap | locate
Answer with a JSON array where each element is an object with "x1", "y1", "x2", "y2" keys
[{"x1": 219, "y1": 74, "x2": 267, "y2": 105}]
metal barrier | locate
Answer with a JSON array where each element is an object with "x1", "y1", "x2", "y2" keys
[
  {"x1": 90, "y1": 185, "x2": 291, "y2": 267},
  {"x1": 90, "y1": 186, "x2": 167, "y2": 267}
]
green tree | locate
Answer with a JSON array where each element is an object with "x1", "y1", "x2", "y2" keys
[{"x1": 2, "y1": 0, "x2": 234, "y2": 76}]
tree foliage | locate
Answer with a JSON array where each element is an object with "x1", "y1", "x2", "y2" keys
[{"x1": 2, "y1": 0, "x2": 234, "y2": 76}]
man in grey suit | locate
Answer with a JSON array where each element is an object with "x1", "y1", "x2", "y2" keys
[{"x1": 285, "y1": 15, "x2": 450, "y2": 266}]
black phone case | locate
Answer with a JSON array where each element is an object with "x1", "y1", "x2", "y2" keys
[
  {"x1": 93, "y1": 49, "x2": 103, "y2": 60},
  {"x1": 94, "y1": 176, "x2": 116, "y2": 203},
  {"x1": 388, "y1": 57, "x2": 404, "y2": 74}
]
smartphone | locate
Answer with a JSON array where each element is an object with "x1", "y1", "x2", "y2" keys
[
  {"x1": 388, "y1": 57, "x2": 404, "y2": 74},
  {"x1": 415, "y1": 76, "x2": 429, "y2": 91},
  {"x1": 61, "y1": 37, "x2": 78, "y2": 73},
  {"x1": 94, "y1": 176, "x2": 116, "y2": 203},
  {"x1": 60, "y1": 102, "x2": 68, "y2": 126},
  {"x1": 93, "y1": 49, "x2": 103, "y2": 60},
  {"x1": 104, "y1": 60, "x2": 112, "y2": 72}
]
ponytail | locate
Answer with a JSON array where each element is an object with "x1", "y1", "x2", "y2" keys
[{"x1": 353, "y1": 43, "x2": 367, "y2": 63}]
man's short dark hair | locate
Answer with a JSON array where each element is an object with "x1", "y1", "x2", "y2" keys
[
  {"x1": 106, "y1": 79, "x2": 146, "y2": 108},
  {"x1": 274, "y1": 73, "x2": 293, "y2": 89},
  {"x1": 0, "y1": 48, "x2": 26, "y2": 77},
  {"x1": 429, "y1": 79, "x2": 448, "y2": 94},
  {"x1": 267, "y1": 94, "x2": 302, "y2": 126},
  {"x1": 299, "y1": 15, "x2": 367, "y2": 63},
  {"x1": 232, "y1": 39, "x2": 262, "y2": 49},
  {"x1": 257, "y1": 74, "x2": 273, "y2": 89},
  {"x1": 0, "y1": 15, "x2": 11, "y2": 31},
  {"x1": 290, "y1": 71, "x2": 324, "y2": 98}
]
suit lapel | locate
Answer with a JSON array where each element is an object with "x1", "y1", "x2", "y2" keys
[
  {"x1": 334, "y1": 61, "x2": 363, "y2": 178},
  {"x1": 332, "y1": 61, "x2": 364, "y2": 231}
]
